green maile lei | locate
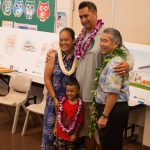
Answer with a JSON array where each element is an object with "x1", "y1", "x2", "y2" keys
[{"x1": 89, "y1": 48, "x2": 126, "y2": 138}]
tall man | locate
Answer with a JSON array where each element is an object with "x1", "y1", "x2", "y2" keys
[{"x1": 75, "y1": 1, "x2": 134, "y2": 150}]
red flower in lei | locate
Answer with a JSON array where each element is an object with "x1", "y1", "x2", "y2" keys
[
  {"x1": 75, "y1": 19, "x2": 104, "y2": 60},
  {"x1": 57, "y1": 97, "x2": 82, "y2": 135}
]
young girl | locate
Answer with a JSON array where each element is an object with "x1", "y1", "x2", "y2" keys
[{"x1": 54, "y1": 77, "x2": 83, "y2": 150}]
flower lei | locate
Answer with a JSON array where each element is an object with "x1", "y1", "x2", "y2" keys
[
  {"x1": 89, "y1": 48, "x2": 126, "y2": 138},
  {"x1": 58, "y1": 97, "x2": 82, "y2": 135},
  {"x1": 75, "y1": 19, "x2": 104, "y2": 60},
  {"x1": 58, "y1": 48, "x2": 77, "y2": 76}
]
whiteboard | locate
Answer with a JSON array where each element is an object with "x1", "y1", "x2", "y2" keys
[
  {"x1": 0, "y1": 27, "x2": 59, "y2": 77},
  {"x1": 124, "y1": 42, "x2": 150, "y2": 106}
]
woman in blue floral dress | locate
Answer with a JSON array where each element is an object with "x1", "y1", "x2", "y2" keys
[{"x1": 41, "y1": 28, "x2": 76, "y2": 150}]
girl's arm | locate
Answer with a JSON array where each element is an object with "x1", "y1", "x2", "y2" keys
[
  {"x1": 71, "y1": 108, "x2": 83, "y2": 141},
  {"x1": 54, "y1": 115, "x2": 58, "y2": 136}
]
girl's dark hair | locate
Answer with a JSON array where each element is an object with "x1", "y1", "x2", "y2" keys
[
  {"x1": 60, "y1": 27, "x2": 75, "y2": 40},
  {"x1": 66, "y1": 77, "x2": 80, "y2": 89}
]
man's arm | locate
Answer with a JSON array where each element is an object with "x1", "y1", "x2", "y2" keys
[
  {"x1": 97, "y1": 93, "x2": 118, "y2": 128},
  {"x1": 122, "y1": 45, "x2": 134, "y2": 71},
  {"x1": 113, "y1": 46, "x2": 134, "y2": 76},
  {"x1": 45, "y1": 49, "x2": 56, "y2": 63}
]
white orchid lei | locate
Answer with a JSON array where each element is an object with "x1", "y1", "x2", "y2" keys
[
  {"x1": 57, "y1": 97, "x2": 82, "y2": 135},
  {"x1": 75, "y1": 19, "x2": 104, "y2": 60},
  {"x1": 58, "y1": 48, "x2": 77, "y2": 76}
]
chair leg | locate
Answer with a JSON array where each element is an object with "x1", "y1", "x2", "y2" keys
[
  {"x1": 22, "y1": 110, "x2": 30, "y2": 136},
  {"x1": 37, "y1": 114, "x2": 43, "y2": 125},
  {"x1": 12, "y1": 105, "x2": 20, "y2": 133},
  {"x1": 22, "y1": 104, "x2": 33, "y2": 125},
  {"x1": 34, "y1": 96, "x2": 37, "y2": 104},
  {"x1": 22, "y1": 104, "x2": 27, "y2": 113},
  {"x1": 4, "y1": 105, "x2": 13, "y2": 122}
]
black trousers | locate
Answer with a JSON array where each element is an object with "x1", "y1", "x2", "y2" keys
[{"x1": 97, "y1": 102, "x2": 129, "y2": 150}]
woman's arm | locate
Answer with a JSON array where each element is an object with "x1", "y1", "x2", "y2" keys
[{"x1": 44, "y1": 52, "x2": 59, "y2": 107}]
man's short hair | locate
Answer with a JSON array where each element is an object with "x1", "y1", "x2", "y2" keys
[
  {"x1": 78, "y1": 1, "x2": 97, "y2": 12},
  {"x1": 103, "y1": 28, "x2": 123, "y2": 48}
]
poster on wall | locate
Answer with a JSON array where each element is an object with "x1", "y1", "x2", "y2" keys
[
  {"x1": 0, "y1": 0, "x2": 2, "y2": 9},
  {"x1": 14, "y1": 22, "x2": 37, "y2": 30},
  {"x1": 0, "y1": 0, "x2": 55, "y2": 32},
  {"x1": 13, "y1": 0, "x2": 24, "y2": 18},
  {"x1": 37, "y1": 1, "x2": 50, "y2": 22},
  {"x1": 0, "y1": 27, "x2": 59, "y2": 78},
  {"x1": 124, "y1": 42, "x2": 150, "y2": 106},
  {"x1": 2, "y1": 21, "x2": 13, "y2": 28},
  {"x1": 56, "y1": 12, "x2": 67, "y2": 33},
  {"x1": 24, "y1": 0, "x2": 36, "y2": 19}
]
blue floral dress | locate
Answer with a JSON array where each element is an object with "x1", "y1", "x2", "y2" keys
[{"x1": 41, "y1": 51, "x2": 75, "y2": 150}]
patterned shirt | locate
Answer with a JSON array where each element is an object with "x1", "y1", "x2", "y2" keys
[{"x1": 96, "y1": 56, "x2": 129, "y2": 104}]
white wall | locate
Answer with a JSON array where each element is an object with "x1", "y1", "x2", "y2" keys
[{"x1": 72, "y1": 0, "x2": 150, "y2": 45}]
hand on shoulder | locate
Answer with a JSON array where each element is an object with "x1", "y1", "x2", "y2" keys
[
  {"x1": 113, "y1": 61, "x2": 129, "y2": 77},
  {"x1": 45, "y1": 49, "x2": 56, "y2": 63}
]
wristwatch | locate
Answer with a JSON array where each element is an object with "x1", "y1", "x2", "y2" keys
[{"x1": 101, "y1": 113, "x2": 109, "y2": 118}]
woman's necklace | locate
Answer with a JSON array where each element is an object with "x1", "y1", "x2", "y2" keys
[
  {"x1": 58, "y1": 97, "x2": 82, "y2": 135},
  {"x1": 57, "y1": 48, "x2": 77, "y2": 76},
  {"x1": 89, "y1": 48, "x2": 126, "y2": 138}
]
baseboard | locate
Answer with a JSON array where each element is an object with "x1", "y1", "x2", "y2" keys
[{"x1": 143, "y1": 145, "x2": 150, "y2": 150}]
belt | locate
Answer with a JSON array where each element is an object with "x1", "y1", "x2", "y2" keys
[{"x1": 97, "y1": 101, "x2": 127, "y2": 106}]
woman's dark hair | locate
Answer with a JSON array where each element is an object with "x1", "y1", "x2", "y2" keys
[
  {"x1": 60, "y1": 27, "x2": 75, "y2": 40},
  {"x1": 103, "y1": 28, "x2": 122, "y2": 48},
  {"x1": 79, "y1": 1, "x2": 97, "y2": 12},
  {"x1": 66, "y1": 77, "x2": 80, "y2": 90}
]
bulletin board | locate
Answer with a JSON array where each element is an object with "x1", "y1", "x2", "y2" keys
[{"x1": 0, "y1": 0, "x2": 55, "y2": 32}]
